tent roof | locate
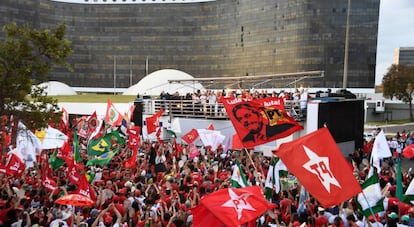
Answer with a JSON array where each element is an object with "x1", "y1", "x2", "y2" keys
[{"x1": 123, "y1": 69, "x2": 204, "y2": 96}]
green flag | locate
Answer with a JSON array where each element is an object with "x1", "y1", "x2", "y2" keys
[
  {"x1": 73, "y1": 129, "x2": 82, "y2": 162},
  {"x1": 396, "y1": 157, "x2": 404, "y2": 201},
  {"x1": 88, "y1": 130, "x2": 124, "y2": 156},
  {"x1": 396, "y1": 158, "x2": 414, "y2": 203},
  {"x1": 86, "y1": 148, "x2": 119, "y2": 166},
  {"x1": 355, "y1": 170, "x2": 384, "y2": 217},
  {"x1": 166, "y1": 129, "x2": 176, "y2": 138},
  {"x1": 265, "y1": 157, "x2": 288, "y2": 200},
  {"x1": 49, "y1": 148, "x2": 64, "y2": 170},
  {"x1": 230, "y1": 160, "x2": 249, "y2": 188}
]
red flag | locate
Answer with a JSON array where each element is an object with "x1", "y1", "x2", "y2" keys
[
  {"x1": 127, "y1": 126, "x2": 141, "y2": 149},
  {"x1": 59, "y1": 107, "x2": 70, "y2": 134},
  {"x1": 232, "y1": 133, "x2": 249, "y2": 150},
  {"x1": 146, "y1": 109, "x2": 163, "y2": 134},
  {"x1": 67, "y1": 163, "x2": 81, "y2": 185},
  {"x1": 156, "y1": 127, "x2": 162, "y2": 140},
  {"x1": 57, "y1": 141, "x2": 74, "y2": 165},
  {"x1": 173, "y1": 138, "x2": 183, "y2": 157},
  {"x1": 181, "y1": 128, "x2": 199, "y2": 145},
  {"x1": 191, "y1": 186, "x2": 276, "y2": 227},
  {"x1": 5, "y1": 152, "x2": 25, "y2": 178},
  {"x1": 76, "y1": 174, "x2": 97, "y2": 200},
  {"x1": 124, "y1": 146, "x2": 137, "y2": 169},
  {"x1": 207, "y1": 123, "x2": 215, "y2": 130},
  {"x1": 275, "y1": 128, "x2": 362, "y2": 208},
  {"x1": 87, "y1": 111, "x2": 99, "y2": 137},
  {"x1": 105, "y1": 100, "x2": 123, "y2": 126},
  {"x1": 402, "y1": 144, "x2": 414, "y2": 158},
  {"x1": 0, "y1": 163, "x2": 6, "y2": 174},
  {"x1": 222, "y1": 97, "x2": 303, "y2": 148},
  {"x1": 42, "y1": 176, "x2": 58, "y2": 192}
]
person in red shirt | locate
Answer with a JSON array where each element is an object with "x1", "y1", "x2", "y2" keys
[
  {"x1": 279, "y1": 190, "x2": 293, "y2": 224},
  {"x1": 315, "y1": 207, "x2": 329, "y2": 227}
]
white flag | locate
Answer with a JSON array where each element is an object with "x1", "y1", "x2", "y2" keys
[
  {"x1": 406, "y1": 178, "x2": 414, "y2": 196},
  {"x1": 41, "y1": 126, "x2": 68, "y2": 150},
  {"x1": 370, "y1": 130, "x2": 392, "y2": 174},
  {"x1": 16, "y1": 121, "x2": 41, "y2": 168}
]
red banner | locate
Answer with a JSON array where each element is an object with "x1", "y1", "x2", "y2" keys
[{"x1": 222, "y1": 97, "x2": 303, "y2": 148}]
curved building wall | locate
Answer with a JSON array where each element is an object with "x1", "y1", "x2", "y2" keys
[{"x1": 0, "y1": 0, "x2": 379, "y2": 89}]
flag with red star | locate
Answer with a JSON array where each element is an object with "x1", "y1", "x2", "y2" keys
[
  {"x1": 146, "y1": 109, "x2": 163, "y2": 134},
  {"x1": 275, "y1": 127, "x2": 362, "y2": 208},
  {"x1": 191, "y1": 186, "x2": 275, "y2": 227}
]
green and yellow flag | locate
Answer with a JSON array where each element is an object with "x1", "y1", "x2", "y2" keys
[
  {"x1": 87, "y1": 130, "x2": 124, "y2": 156},
  {"x1": 86, "y1": 148, "x2": 119, "y2": 166}
]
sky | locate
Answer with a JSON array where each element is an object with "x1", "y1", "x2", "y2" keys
[{"x1": 376, "y1": 0, "x2": 414, "y2": 85}]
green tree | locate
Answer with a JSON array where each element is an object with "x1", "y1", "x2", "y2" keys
[
  {"x1": 382, "y1": 64, "x2": 414, "y2": 121},
  {"x1": 0, "y1": 22, "x2": 73, "y2": 130}
]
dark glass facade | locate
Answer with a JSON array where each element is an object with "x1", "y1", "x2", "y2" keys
[{"x1": 0, "y1": 0, "x2": 379, "y2": 89}]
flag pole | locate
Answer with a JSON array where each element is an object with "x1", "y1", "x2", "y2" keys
[
  {"x1": 243, "y1": 148, "x2": 264, "y2": 185},
  {"x1": 361, "y1": 188, "x2": 379, "y2": 223}
]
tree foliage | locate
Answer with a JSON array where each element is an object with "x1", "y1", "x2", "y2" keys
[
  {"x1": 382, "y1": 64, "x2": 414, "y2": 121},
  {"x1": 0, "y1": 22, "x2": 73, "y2": 130}
]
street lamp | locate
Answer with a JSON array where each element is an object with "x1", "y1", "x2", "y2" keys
[{"x1": 343, "y1": 0, "x2": 351, "y2": 89}]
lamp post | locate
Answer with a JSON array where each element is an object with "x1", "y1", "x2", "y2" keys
[
  {"x1": 113, "y1": 55, "x2": 116, "y2": 95},
  {"x1": 342, "y1": 0, "x2": 351, "y2": 89}
]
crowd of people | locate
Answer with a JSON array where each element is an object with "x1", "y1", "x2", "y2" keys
[{"x1": 0, "y1": 92, "x2": 414, "y2": 227}]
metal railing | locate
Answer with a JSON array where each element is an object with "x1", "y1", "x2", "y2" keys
[{"x1": 141, "y1": 99, "x2": 303, "y2": 120}]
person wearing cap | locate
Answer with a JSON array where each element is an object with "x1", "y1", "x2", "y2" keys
[
  {"x1": 315, "y1": 207, "x2": 329, "y2": 227},
  {"x1": 86, "y1": 208, "x2": 100, "y2": 226},
  {"x1": 408, "y1": 207, "x2": 414, "y2": 227},
  {"x1": 398, "y1": 215, "x2": 410, "y2": 227},
  {"x1": 386, "y1": 212, "x2": 399, "y2": 227}
]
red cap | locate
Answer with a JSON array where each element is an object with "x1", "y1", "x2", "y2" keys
[
  {"x1": 118, "y1": 187, "x2": 127, "y2": 195},
  {"x1": 135, "y1": 190, "x2": 141, "y2": 196},
  {"x1": 104, "y1": 215, "x2": 113, "y2": 224}
]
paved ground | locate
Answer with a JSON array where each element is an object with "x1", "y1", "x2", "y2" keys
[
  {"x1": 365, "y1": 122, "x2": 414, "y2": 134},
  {"x1": 364, "y1": 123, "x2": 414, "y2": 171}
]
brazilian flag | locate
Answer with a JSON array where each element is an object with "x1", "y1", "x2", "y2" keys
[
  {"x1": 88, "y1": 130, "x2": 124, "y2": 156},
  {"x1": 85, "y1": 172, "x2": 95, "y2": 184},
  {"x1": 86, "y1": 148, "x2": 119, "y2": 166}
]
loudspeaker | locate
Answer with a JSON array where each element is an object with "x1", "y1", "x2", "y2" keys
[
  {"x1": 307, "y1": 99, "x2": 364, "y2": 156},
  {"x1": 131, "y1": 99, "x2": 143, "y2": 133}
]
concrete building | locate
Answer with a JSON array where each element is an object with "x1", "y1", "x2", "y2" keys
[
  {"x1": 393, "y1": 47, "x2": 414, "y2": 66},
  {"x1": 0, "y1": 0, "x2": 380, "y2": 89}
]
